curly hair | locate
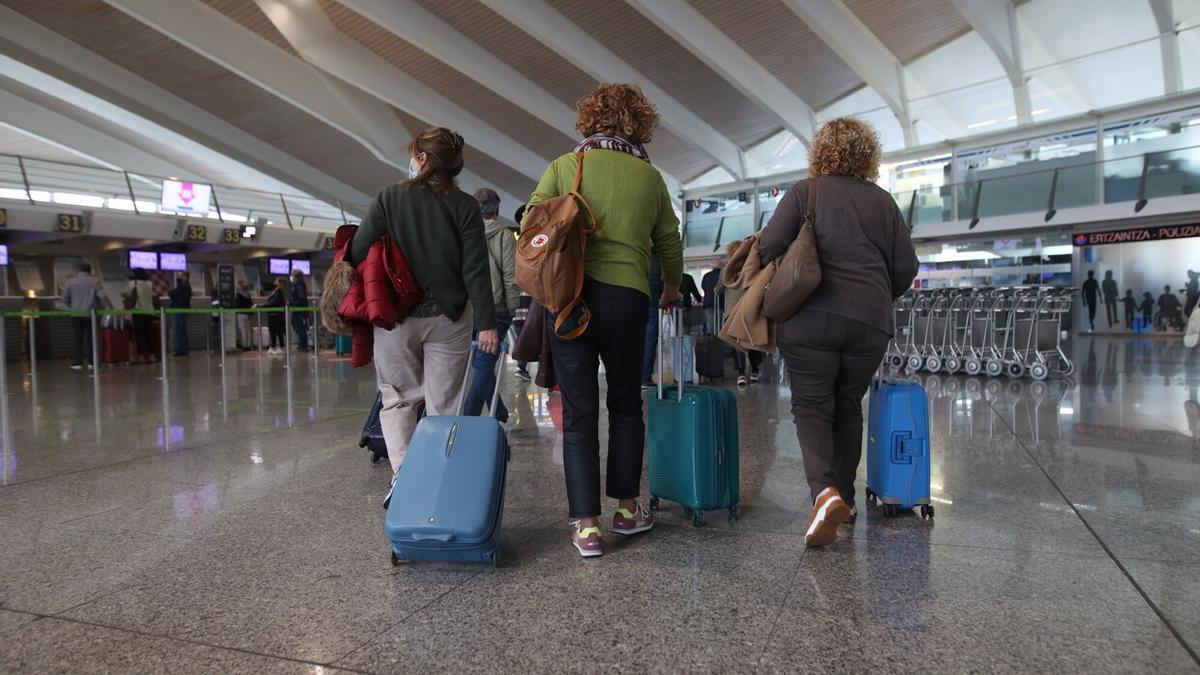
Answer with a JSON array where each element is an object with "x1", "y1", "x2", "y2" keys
[
  {"x1": 575, "y1": 83, "x2": 659, "y2": 143},
  {"x1": 808, "y1": 117, "x2": 881, "y2": 182}
]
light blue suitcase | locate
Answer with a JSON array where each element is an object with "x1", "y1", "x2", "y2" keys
[
  {"x1": 865, "y1": 377, "x2": 934, "y2": 518},
  {"x1": 385, "y1": 345, "x2": 509, "y2": 567}
]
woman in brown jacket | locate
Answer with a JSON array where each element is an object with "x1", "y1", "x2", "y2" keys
[{"x1": 758, "y1": 117, "x2": 918, "y2": 547}]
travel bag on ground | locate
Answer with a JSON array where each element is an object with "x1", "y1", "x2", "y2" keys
[
  {"x1": 695, "y1": 296, "x2": 725, "y2": 380},
  {"x1": 335, "y1": 333, "x2": 353, "y2": 356},
  {"x1": 384, "y1": 345, "x2": 510, "y2": 566},
  {"x1": 865, "y1": 377, "x2": 934, "y2": 518},
  {"x1": 646, "y1": 309, "x2": 739, "y2": 526},
  {"x1": 99, "y1": 327, "x2": 130, "y2": 364},
  {"x1": 360, "y1": 393, "x2": 388, "y2": 464}
]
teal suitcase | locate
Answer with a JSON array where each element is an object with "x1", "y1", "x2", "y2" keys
[{"x1": 646, "y1": 310, "x2": 739, "y2": 526}]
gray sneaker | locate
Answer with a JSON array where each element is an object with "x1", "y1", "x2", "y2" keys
[
  {"x1": 611, "y1": 503, "x2": 654, "y2": 535},
  {"x1": 571, "y1": 523, "x2": 603, "y2": 558}
]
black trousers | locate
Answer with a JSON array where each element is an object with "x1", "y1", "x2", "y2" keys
[
  {"x1": 132, "y1": 315, "x2": 153, "y2": 358},
  {"x1": 71, "y1": 316, "x2": 93, "y2": 366},
  {"x1": 735, "y1": 349, "x2": 763, "y2": 375},
  {"x1": 548, "y1": 278, "x2": 649, "y2": 518},
  {"x1": 778, "y1": 310, "x2": 890, "y2": 506},
  {"x1": 268, "y1": 315, "x2": 286, "y2": 348}
]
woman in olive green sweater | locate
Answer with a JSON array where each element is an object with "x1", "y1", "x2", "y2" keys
[
  {"x1": 528, "y1": 83, "x2": 684, "y2": 558},
  {"x1": 348, "y1": 127, "x2": 498, "y2": 490}
]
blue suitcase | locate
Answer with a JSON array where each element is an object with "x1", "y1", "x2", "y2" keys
[
  {"x1": 865, "y1": 377, "x2": 934, "y2": 518},
  {"x1": 646, "y1": 309, "x2": 739, "y2": 526},
  {"x1": 384, "y1": 345, "x2": 509, "y2": 567},
  {"x1": 335, "y1": 333, "x2": 352, "y2": 356}
]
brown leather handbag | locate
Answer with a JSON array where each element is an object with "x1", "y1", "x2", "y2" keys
[
  {"x1": 515, "y1": 152, "x2": 596, "y2": 339},
  {"x1": 762, "y1": 178, "x2": 821, "y2": 321}
]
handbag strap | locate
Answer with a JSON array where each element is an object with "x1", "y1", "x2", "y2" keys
[{"x1": 805, "y1": 177, "x2": 818, "y2": 228}]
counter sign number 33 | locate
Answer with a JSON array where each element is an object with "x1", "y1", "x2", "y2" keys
[{"x1": 222, "y1": 228, "x2": 242, "y2": 244}]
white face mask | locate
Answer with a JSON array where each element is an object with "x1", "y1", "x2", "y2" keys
[{"x1": 408, "y1": 156, "x2": 419, "y2": 180}]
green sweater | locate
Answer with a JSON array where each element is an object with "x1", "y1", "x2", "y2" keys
[
  {"x1": 527, "y1": 150, "x2": 683, "y2": 297},
  {"x1": 349, "y1": 182, "x2": 496, "y2": 327}
]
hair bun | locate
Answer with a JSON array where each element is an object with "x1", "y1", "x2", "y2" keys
[{"x1": 451, "y1": 132, "x2": 465, "y2": 152}]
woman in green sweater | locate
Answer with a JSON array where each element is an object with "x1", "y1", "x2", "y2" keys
[
  {"x1": 528, "y1": 83, "x2": 684, "y2": 558},
  {"x1": 347, "y1": 127, "x2": 499, "y2": 494}
]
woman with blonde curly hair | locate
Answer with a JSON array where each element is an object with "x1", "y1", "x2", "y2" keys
[
  {"x1": 758, "y1": 117, "x2": 918, "y2": 547},
  {"x1": 527, "y1": 82, "x2": 684, "y2": 558}
]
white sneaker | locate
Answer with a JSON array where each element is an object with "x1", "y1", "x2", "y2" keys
[
  {"x1": 749, "y1": 370, "x2": 760, "y2": 383},
  {"x1": 70, "y1": 364, "x2": 83, "y2": 371},
  {"x1": 737, "y1": 374, "x2": 748, "y2": 386}
]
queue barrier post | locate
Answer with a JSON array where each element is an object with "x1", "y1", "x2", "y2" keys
[
  {"x1": 27, "y1": 312, "x2": 36, "y2": 379},
  {"x1": 90, "y1": 308, "x2": 100, "y2": 376},
  {"x1": 284, "y1": 305, "x2": 292, "y2": 371},
  {"x1": 160, "y1": 307, "x2": 168, "y2": 380}
]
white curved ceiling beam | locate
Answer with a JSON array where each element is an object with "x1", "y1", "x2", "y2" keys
[
  {"x1": 950, "y1": 0, "x2": 1032, "y2": 125},
  {"x1": 254, "y1": 0, "x2": 547, "y2": 182},
  {"x1": 779, "y1": 0, "x2": 917, "y2": 147},
  {"x1": 1147, "y1": 0, "x2": 1182, "y2": 94},
  {"x1": 0, "y1": 89, "x2": 190, "y2": 179},
  {"x1": 624, "y1": 0, "x2": 815, "y2": 148},
  {"x1": 477, "y1": 0, "x2": 745, "y2": 180},
  {"x1": 0, "y1": 6, "x2": 370, "y2": 214},
  {"x1": 103, "y1": 0, "x2": 520, "y2": 208}
]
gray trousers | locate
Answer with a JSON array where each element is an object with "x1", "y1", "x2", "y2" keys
[
  {"x1": 372, "y1": 307, "x2": 472, "y2": 474},
  {"x1": 778, "y1": 310, "x2": 889, "y2": 506}
]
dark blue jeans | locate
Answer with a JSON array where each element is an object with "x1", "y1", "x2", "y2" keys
[
  {"x1": 173, "y1": 313, "x2": 189, "y2": 355},
  {"x1": 291, "y1": 311, "x2": 309, "y2": 350},
  {"x1": 463, "y1": 311, "x2": 511, "y2": 422},
  {"x1": 641, "y1": 306, "x2": 658, "y2": 385}
]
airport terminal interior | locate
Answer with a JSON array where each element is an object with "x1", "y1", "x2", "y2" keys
[{"x1": 1, "y1": 0, "x2": 1199, "y2": 672}]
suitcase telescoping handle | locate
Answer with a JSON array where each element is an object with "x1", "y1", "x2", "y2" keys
[
  {"x1": 453, "y1": 340, "x2": 509, "y2": 417},
  {"x1": 656, "y1": 306, "x2": 684, "y2": 403}
]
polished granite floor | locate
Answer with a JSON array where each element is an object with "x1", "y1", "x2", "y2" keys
[{"x1": 0, "y1": 337, "x2": 1198, "y2": 673}]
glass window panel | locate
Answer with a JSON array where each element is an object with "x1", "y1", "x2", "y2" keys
[
  {"x1": 744, "y1": 129, "x2": 807, "y2": 177},
  {"x1": 1018, "y1": 0, "x2": 1157, "y2": 70},
  {"x1": 685, "y1": 221, "x2": 719, "y2": 248},
  {"x1": 816, "y1": 86, "x2": 906, "y2": 153},
  {"x1": 684, "y1": 166, "x2": 736, "y2": 190},
  {"x1": 1053, "y1": 164, "x2": 1098, "y2": 209},
  {"x1": 1103, "y1": 156, "x2": 1146, "y2": 204},
  {"x1": 1027, "y1": 41, "x2": 1163, "y2": 116},
  {"x1": 1144, "y1": 146, "x2": 1200, "y2": 199},
  {"x1": 977, "y1": 170, "x2": 1054, "y2": 218},
  {"x1": 1181, "y1": 26, "x2": 1200, "y2": 92},
  {"x1": 720, "y1": 214, "x2": 754, "y2": 244}
]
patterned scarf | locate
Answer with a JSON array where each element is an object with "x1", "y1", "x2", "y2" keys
[{"x1": 574, "y1": 134, "x2": 650, "y2": 162}]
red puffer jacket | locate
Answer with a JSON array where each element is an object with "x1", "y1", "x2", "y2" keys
[{"x1": 331, "y1": 224, "x2": 421, "y2": 367}]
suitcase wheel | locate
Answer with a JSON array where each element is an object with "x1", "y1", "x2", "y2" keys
[
  {"x1": 691, "y1": 510, "x2": 705, "y2": 527},
  {"x1": 920, "y1": 504, "x2": 935, "y2": 519},
  {"x1": 865, "y1": 488, "x2": 876, "y2": 504},
  {"x1": 390, "y1": 550, "x2": 401, "y2": 566},
  {"x1": 728, "y1": 504, "x2": 739, "y2": 525},
  {"x1": 882, "y1": 504, "x2": 898, "y2": 518},
  {"x1": 491, "y1": 551, "x2": 500, "y2": 570},
  {"x1": 649, "y1": 497, "x2": 660, "y2": 511},
  {"x1": 370, "y1": 453, "x2": 381, "y2": 464}
]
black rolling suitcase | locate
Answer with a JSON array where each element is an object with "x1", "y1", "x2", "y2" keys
[
  {"x1": 695, "y1": 295, "x2": 725, "y2": 380},
  {"x1": 359, "y1": 395, "x2": 427, "y2": 464},
  {"x1": 360, "y1": 394, "x2": 388, "y2": 464}
]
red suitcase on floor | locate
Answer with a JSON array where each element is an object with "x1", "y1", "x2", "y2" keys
[{"x1": 100, "y1": 327, "x2": 130, "y2": 364}]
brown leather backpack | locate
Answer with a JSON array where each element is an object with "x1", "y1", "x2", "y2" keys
[{"x1": 515, "y1": 152, "x2": 596, "y2": 339}]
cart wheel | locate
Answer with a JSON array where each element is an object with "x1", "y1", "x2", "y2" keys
[
  {"x1": 692, "y1": 511, "x2": 704, "y2": 527},
  {"x1": 985, "y1": 360, "x2": 1003, "y2": 377},
  {"x1": 906, "y1": 355, "x2": 923, "y2": 372},
  {"x1": 1006, "y1": 362, "x2": 1025, "y2": 379},
  {"x1": 924, "y1": 356, "x2": 942, "y2": 373},
  {"x1": 1029, "y1": 362, "x2": 1049, "y2": 381},
  {"x1": 964, "y1": 359, "x2": 982, "y2": 376},
  {"x1": 649, "y1": 497, "x2": 661, "y2": 511},
  {"x1": 1031, "y1": 381, "x2": 1047, "y2": 398},
  {"x1": 888, "y1": 354, "x2": 905, "y2": 369},
  {"x1": 390, "y1": 550, "x2": 401, "y2": 567},
  {"x1": 944, "y1": 357, "x2": 961, "y2": 374}
]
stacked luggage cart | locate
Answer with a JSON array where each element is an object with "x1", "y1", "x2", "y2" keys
[{"x1": 885, "y1": 286, "x2": 1075, "y2": 380}]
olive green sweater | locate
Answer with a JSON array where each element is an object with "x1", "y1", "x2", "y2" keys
[
  {"x1": 527, "y1": 150, "x2": 683, "y2": 297},
  {"x1": 349, "y1": 182, "x2": 496, "y2": 327}
]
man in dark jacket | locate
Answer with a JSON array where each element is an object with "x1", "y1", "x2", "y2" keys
[
  {"x1": 290, "y1": 268, "x2": 309, "y2": 351},
  {"x1": 168, "y1": 271, "x2": 192, "y2": 356}
]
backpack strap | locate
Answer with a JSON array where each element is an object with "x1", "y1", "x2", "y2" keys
[{"x1": 569, "y1": 152, "x2": 597, "y2": 234}]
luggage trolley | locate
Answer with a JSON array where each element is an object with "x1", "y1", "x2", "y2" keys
[
  {"x1": 985, "y1": 287, "x2": 1022, "y2": 377},
  {"x1": 885, "y1": 290, "x2": 918, "y2": 371},
  {"x1": 906, "y1": 290, "x2": 938, "y2": 373},
  {"x1": 939, "y1": 289, "x2": 975, "y2": 374},
  {"x1": 960, "y1": 288, "x2": 995, "y2": 376},
  {"x1": 1012, "y1": 287, "x2": 1076, "y2": 380},
  {"x1": 920, "y1": 289, "x2": 956, "y2": 373}
]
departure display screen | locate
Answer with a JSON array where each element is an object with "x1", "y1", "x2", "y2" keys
[
  {"x1": 268, "y1": 258, "x2": 291, "y2": 275},
  {"x1": 160, "y1": 252, "x2": 188, "y2": 271},
  {"x1": 129, "y1": 250, "x2": 158, "y2": 270},
  {"x1": 0, "y1": 244, "x2": 8, "y2": 266},
  {"x1": 290, "y1": 260, "x2": 310, "y2": 275}
]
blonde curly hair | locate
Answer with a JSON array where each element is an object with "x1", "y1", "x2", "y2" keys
[
  {"x1": 808, "y1": 117, "x2": 881, "y2": 182},
  {"x1": 575, "y1": 83, "x2": 659, "y2": 143}
]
